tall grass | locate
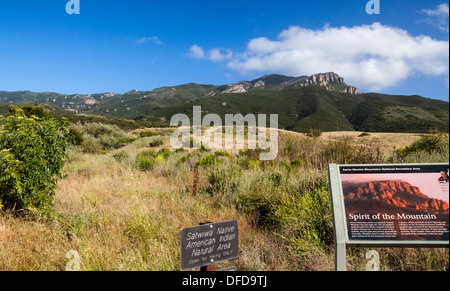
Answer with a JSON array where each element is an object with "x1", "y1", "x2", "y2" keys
[{"x1": 0, "y1": 128, "x2": 448, "y2": 271}]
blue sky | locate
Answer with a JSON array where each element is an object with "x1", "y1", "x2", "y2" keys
[{"x1": 0, "y1": 0, "x2": 448, "y2": 101}]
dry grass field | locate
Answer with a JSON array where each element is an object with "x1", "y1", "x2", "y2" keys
[{"x1": 0, "y1": 128, "x2": 448, "y2": 271}]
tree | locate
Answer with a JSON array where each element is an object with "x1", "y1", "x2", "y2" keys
[{"x1": 0, "y1": 106, "x2": 68, "y2": 211}]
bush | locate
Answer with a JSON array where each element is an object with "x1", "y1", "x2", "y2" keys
[
  {"x1": 81, "y1": 135, "x2": 102, "y2": 154},
  {"x1": 158, "y1": 148, "x2": 172, "y2": 159},
  {"x1": 137, "y1": 159, "x2": 156, "y2": 171},
  {"x1": 112, "y1": 150, "x2": 130, "y2": 163},
  {"x1": 304, "y1": 129, "x2": 322, "y2": 138},
  {"x1": 67, "y1": 126, "x2": 84, "y2": 146},
  {"x1": 290, "y1": 158, "x2": 303, "y2": 168},
  {"x1": 358, "y1": 132, "x2": 371, "y2": 137},
  {"x1": 268, "y1": 173, "x2": 283, "y2": 187},
  {"x1": 139, "y1": 131, "x2": 159, "y2": 138},
  {"x1": 0, "y1": 106, "x2": 68, "y2": 211},
  {"x1": 207, "y1": 163, "x2": 241, "y2": 195},
  {"x1": 177, "y1": 156, "x2": 190, "y2": 165},
  {"x1": 196, "y1": 154, "x2": 219, "y2": 167},
  {"x1": 197, "y1": 145, "x2": 210, "y2": 152},
  {"x1": 239, "y1": 148, "x2": 264, "y2": 160},
  {"x1": 215, "y1": 151, "x2": 231, "y2": 158},
  {"x1": 396, "y1": 130, "x2": 448, "y2": 158},
  {"x1": 135, "y1": 150, "x2": 173, "y2": 171},
  {"x1": 149, "y1": 139, "x2": 163, "y2": 147},
  {"x1": 0, "y1": 150, "x2": 22, "y2": 209},
  {"x1": 240, "y1": 158, "x2": 260, "y2": 170},
  {"x1": 76, "y1": 122, "x2": 136, "y2": 150},
  {"x1": 136, "y1": 150, "x2": 158, "y2": 160}
]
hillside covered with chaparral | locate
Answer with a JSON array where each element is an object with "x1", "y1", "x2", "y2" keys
[{"x1": 1, "y1": 104, "x2": 448, "y2": 270}]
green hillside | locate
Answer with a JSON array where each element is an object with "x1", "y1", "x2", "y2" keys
[
  {"x1": 0, "y1": 103, "x2": 144, "y2": 130},
  {"x1": 130, "y1": 85, "x2": 449, "y2": 133},
  {"x1": 1, "y1": 73, "x2": 448, "y2": 133}
]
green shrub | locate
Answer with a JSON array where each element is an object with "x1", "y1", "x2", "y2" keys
[
  {"x1": 268, "y1": 173, "x2": 283, "y2": 187},
  {"x1": 77, "y1": 122, "x2": 136, "y2": 150},
  {"x1": 112, "y1": 150, "x2": 130, "y2": 163},
  {"x1": 197, "y1": 145, "x2": 211, "y2": 152},
  {"x1": 0, "y1": 150, "x2": 22, "y2": 209},
  {"x1": 215, "y1": 151, "x2": 231, "y2": 158},
  {"x1": 17, "y1": 105, "x2": 51, "y2": 120},
  {"x1": 81, "y1": 135, "x2": 102, "y2": 154},
  {"x1": 240, "y1": 158, "x2": 260, "y2": 170},
  {"x1": 154, "y1": 155, "x2": 165, "y2": 165},
  {"x1": 304, "y1": 129, "x2": 322, "y2": 138},
  {"x1": 290, "y1": 158, "x2": 303, "y2": 168},
  {"x1": 0, "y1": 106, "x2": 68, "y2": 211},
  {"x1": 67, "y1": 126, "x2": 84, "y2": 146},
  {"x1": 396, "y1": 130, "x2": 448, "y2": 158},
  {"x1": 196, "y1": 154, "x2": 219, "y2": 167},
  {"x1": 239, "y1": 148, "x2": 264, "y2": 160},
  {"x1": 137, "y1": 158, "x2": 156, "y2": 171},
  {"x1": 269, "y1": 186, "x2": 333, "y2": 254},
  {"x1": 135, "y1": 150, "x2": 162, "y2": 171},
  {"x1": 177, "y1": 156, "x2": 190, "y2": 165},
  {"x1": 175, "y1": 148, "x2": 186, "y2": 153},
  {"x1": 207, "y1": 164, "x2": 241, "y2": 195},
  {"x1": 136, "y1": 150, "x2": 158, "y2": 160},
  {"x1": 149, "y1": 139, "x2": 163, "y2": 147},
  {"x1": 358, "y1": 132, "x2": 371, "y2": 137},
  {"x1": 158, "y1": 148, "x2": 172, "y2": 159},
  {"x1": 139, "y1": 131, "x2": 159, "y2": 138}
]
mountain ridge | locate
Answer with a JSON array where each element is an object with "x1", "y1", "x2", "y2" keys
[{"x1": 1, "y1": 72, "x2": 448, "y2": 133}]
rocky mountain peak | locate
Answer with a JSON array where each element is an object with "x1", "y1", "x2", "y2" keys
[
  {"x1": 344, "y1": 180, "x2": 449, "y2": 214},
  {"x1": 218, "y1": 72, "x2": 359, "y2": 95},
  {"x1": 290, "y1": 72, "x2": 359, "y2": 94}
]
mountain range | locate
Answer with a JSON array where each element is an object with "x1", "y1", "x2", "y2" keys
[{"x1": 1, "y1": 72, "x2": 448, "y2": 133}]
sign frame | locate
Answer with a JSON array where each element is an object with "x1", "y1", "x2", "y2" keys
[
  {"x1": 180, "y1": 220, "x2": 239, "y2": 270},
  {"x1": 328, "y1": 163, "x2": 449, "y2": 271}
]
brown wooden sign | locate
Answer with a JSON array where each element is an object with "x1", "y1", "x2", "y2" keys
[{"x1": 180, "y1": 220, "x2": 239, "y2": 270}]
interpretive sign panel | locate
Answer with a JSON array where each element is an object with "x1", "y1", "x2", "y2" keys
[
  {"x1": 180, "y1": 220, "x2": 239, "y2": 270},
  {"x1": 340, "y1": 164, "x2": 449, "y2": 242},
  {"x1": 329, "y1": 163, "x2": 449, "y2": 271}
]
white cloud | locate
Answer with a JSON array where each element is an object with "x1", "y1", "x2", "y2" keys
[
  {"x1": 192, "y1": 23, "x2": 448, "y2": 91},
  {"x1": 423, "y1": 3, "x2": 449, "y2": 16},
  {"x1": 188, "y1": 44, "x2": 205, "y2": 59},
  {"x1": 136, "y1": 36, "x2": 163, "y2": 45},
  {"x1": 188, "y1": 45, "x2": 233, "y2": 62},
  {"x1": 422, "y1": 3, "x2": 449, "y2": 32},
  {"x1": 208, "y1": 48, "x2": 233, "y2": 62}
]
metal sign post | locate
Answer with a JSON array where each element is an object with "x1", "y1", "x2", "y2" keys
[{"x1": 329, "y1": 163, "x2": 449, "y2": 271}]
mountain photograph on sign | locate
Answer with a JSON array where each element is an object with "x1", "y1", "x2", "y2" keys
[
  {"x1": 0, "y1": 0, "x2": 449, "y2": 272},
  {"x1": 342, "y1": 176, "x2": 449, "y2": 241}
]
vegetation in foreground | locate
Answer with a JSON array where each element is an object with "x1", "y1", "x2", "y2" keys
[{"x1": 0, "y1": 108, "x2": 449, "y2": 271}]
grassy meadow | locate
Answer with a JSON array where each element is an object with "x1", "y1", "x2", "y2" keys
[{"x1": 0, "y1": 125, "x2": 449, "y2": 271}]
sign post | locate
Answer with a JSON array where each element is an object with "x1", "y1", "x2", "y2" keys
[
  {"x1": 180, "y1": 220, "x2": 239, "y2": 271},
  {"x1": 200, "y1": 222, "x2": 216, "y2": 272},
  {"x1": 329, "y1": 163, "x2": 449, "y2": 271}
]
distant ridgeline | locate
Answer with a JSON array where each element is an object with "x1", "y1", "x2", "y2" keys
[{"x1": 1, "y1": 72, "x2": 448, "y2": 133}]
